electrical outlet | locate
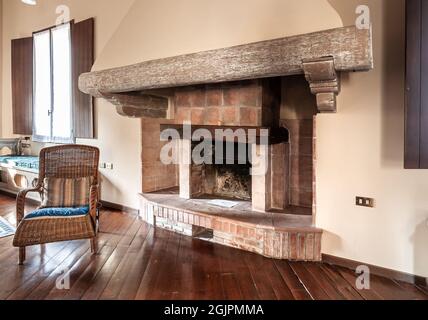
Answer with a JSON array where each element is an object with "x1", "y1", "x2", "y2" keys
[
  {"x1": 100, "y1": 163, "x2": 106, "y2": 169},
  {"x1": 356, "y1": 197, "x2": 375, "y2": 208},
  {"x1": 106, "y1": 163, "x2": 114, "y2": 170}
]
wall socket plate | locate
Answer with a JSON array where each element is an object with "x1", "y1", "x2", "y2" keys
[
  {"x1": 100, "y1": 163, "x2": 114, "y2": 170},
  {"x1": 356, "y1": 197, "x2": 375, "y2": 208}
]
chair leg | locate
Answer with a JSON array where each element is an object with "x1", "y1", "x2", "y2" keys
[
  {"x1": 90, "y1": 238, "x2": 98, "y2": 254},
  {"x1": 18, "y1": 247, "x2": 26, "y2": 265}
]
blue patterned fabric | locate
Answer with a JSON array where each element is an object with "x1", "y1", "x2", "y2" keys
[
  {"x1": 25, "y1": 206, "x2": 90, "y2": 220},
  {"x1": 0, "y1": 156, "x2": 39, "y2": 172}
]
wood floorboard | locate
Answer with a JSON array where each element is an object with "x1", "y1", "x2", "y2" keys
[
  {"x1": 24, "y1": 241, "x2": 91, "y2": 300},
  {"x1": 194, "y1": 241, "x2": 226, "y2": 300},
  {"x1": 319, "y1": 264, "x2": 364, "y2": 300},
  {"x1": 80, "y1": 246, "x2": 129, "y2": 300},
  {"x1": 181, "y1": 237, "x2": 217, "y2": 300},
  {"x1": 368, "y1": 274, "x2": 422, "y2": 300},
  {"x1": 0, "y1": 243, "x2": 69, "y2": 299},
  {"x1": 50, "y1": 245, "x2": 116, "y2": 300},
  {"x1": 334, "y1": 265, "x2": 383, "y2": 300},
  {"x1": 303, "y1": 263, "x2": 346, "y2": 300},
  {"x1": 134, "y1": 228, "x2": 172, "y2": 300},
  {"x1": 244, "y1": 252, "x2": 282, "y2": 300},
  {"x1": 289, "y1": 262, "x2": 330, "y2": 300},
  {"x1": 169, "y1": 235, "x2": 196, "y2": 300},
  {"x1": 416, "y1": 284, "x2": 428, "y2": 296},
  {"x1": 6, "y1": 241, "x2": 84, "y2": 300},
  {"x1": 0, "y1": 194, "x2": 426, "y2": 300},
  {"x1": 394, "y1": 280, "x2": 428, "y2": 300},
  {"x1": 80, "y1": 210, "x2": 137, "y2": 300},
  {"x1": 116, "y1": 227, "x2": 154, "y2": 300},
  {"x1": 97, "y1": 219, "x2": 146, "y2": 300},
  {"x1": 219, "y1": 246, "x2": 245, "y2": 300},
  {"x1": 228, "y1": 250, "x2": 260, "y2": 300},
  {"x1": 273, "y1": 260, "x2": 312, "y2": 300},
  {"x1": 149, "y1": 231, "x2": 182, "y2": 300}
]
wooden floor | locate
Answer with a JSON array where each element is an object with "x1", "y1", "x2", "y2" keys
[{"x1": 0, "y1": 195, "x2": 427, "y2": 300}]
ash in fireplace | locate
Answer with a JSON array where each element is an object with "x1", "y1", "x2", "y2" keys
[{"x1": 214, "y1": 165, "x2": 251, "y2": 201}]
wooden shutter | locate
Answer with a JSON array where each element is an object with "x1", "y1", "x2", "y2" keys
[
  {"x1": 405, "y1": 0, "x2": 421, "y2": 168},
  {"x1": 405, "y1": 0, "x2": 428, "y2": 168},
  {"x1": 12, "y1": 37, "x2": 33, "y2": 136},
  {"x1": 72, "y1": 18, "x2": 95, "y2": 139}
]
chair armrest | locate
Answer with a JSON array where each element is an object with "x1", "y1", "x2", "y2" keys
[
  {"x1": 89, "y1": 184, "x2": 100, "y2": 229},
  {"x1": 16, "y1": 187, "x2": 43, "y2": 224}
]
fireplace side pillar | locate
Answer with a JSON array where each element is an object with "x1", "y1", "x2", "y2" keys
[
  {"x1": 270, "y1": 142, "x2": 289, "y2": 210},
  {"x1": 179, "y1": 139, "x2": 192, "y2": 199},
  {"x1": 251, "y1": 143, "x2": 272, "y2": 212}
]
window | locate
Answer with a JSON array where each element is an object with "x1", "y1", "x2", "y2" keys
[
  {"x1": 33, "y1": 23, "x2": 73, "y2": 143},
  {"x1": 12, "y1": 18, "x2": 94, "y2": 139}
]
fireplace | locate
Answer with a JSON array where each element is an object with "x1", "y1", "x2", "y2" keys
[
  {"x1": 138, "y1": 77, "x2": 319, "y2": 259},
  {"x1": 136, "y1": 71, "x2": 320, "y2": 260},
  {"x1": 79, "y1": 25, "x2": 374, "y2": 261}
]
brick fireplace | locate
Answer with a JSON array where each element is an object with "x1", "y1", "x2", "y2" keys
[
  {"x1": 79, "y1": 26, "x2": 374, "y2": 261},
  {"x1": 139, "y1": 78, "x2": 322, "y2": 261}
]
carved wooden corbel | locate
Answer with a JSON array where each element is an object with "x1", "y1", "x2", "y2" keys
[
  {"x1": 100, "y1": 92, "x2": 171, "y2": 119},
  {"x1": 302, "y1": 57, "x2": 340, "y2": 113}
]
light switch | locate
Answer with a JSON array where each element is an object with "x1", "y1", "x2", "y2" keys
[{"x1": 356, "y1": 197, "x2": 375, "y2": 208}]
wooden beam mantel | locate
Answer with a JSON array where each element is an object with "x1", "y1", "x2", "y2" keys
[{"x1": 79, "y1": 25, "x2": 373, "y2": 118}]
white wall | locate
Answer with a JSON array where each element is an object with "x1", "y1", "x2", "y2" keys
[
  {"x1": 0, "y1": 0, "x2": 3, "y2": 131},
  {"x1": 319, "y1": 0, "x2": 428, "y2": 278},
  {"x1": 1, "y1": 0, "x2": 139, "y2": 208}
]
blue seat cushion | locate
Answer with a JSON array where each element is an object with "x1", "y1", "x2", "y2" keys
[{"x1": 25, "y1": 206, "x2": 90, "y2": 220}]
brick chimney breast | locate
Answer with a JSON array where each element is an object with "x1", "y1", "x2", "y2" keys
[{"x1": 174, "y1": 78, "x2": 281, "y2": 127}]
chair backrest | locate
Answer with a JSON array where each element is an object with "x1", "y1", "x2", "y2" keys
[{"x1": 38, "y1": 145, "x2": 100, "y2": 184}]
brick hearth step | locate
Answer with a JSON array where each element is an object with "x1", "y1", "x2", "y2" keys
[{"x1": 140, "y1": 190, "x2": 322, "y2": 262}]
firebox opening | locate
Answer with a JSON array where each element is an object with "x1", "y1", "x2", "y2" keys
[{"x1": 191, "y1": 141, "x2": 252, "y2": 202}]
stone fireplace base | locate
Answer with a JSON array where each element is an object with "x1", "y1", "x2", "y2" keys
[{"x1": 140, "y1": 188, "x2": 322, "y2": 261}]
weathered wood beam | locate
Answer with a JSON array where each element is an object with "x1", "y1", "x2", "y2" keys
[
  {"x1": 302, "y1": 57, "x2": 340, "y2": 113},
  {"x1": 100, "y1": 92, "x2": 170, "y2": 118},
  {"x1": 79, "y1": 26, "x2": 373, "y2": 97}
]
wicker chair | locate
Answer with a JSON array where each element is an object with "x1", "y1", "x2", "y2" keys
[{"x1": 13, "y1": 145, "x2": 100, "y2": 265}]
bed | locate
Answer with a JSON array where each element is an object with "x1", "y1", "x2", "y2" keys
[
  {"x1": 0, "y1": 139, "x2": 40, "y2": 200},
  {"x1": 0, "y1": 156, "x2": 39, "y2": 173}
]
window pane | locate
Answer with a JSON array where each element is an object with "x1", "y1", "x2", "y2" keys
[
  {"x1": 33, "y1": 30, "x2": 51, "y2": 138},
  {"x1": 52, "y1": 23, "x2": 72, "y2": 140}
]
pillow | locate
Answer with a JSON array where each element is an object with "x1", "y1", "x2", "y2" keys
[{"x1": 41, "y1": 177, "x2": 93, "y2": 208}]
